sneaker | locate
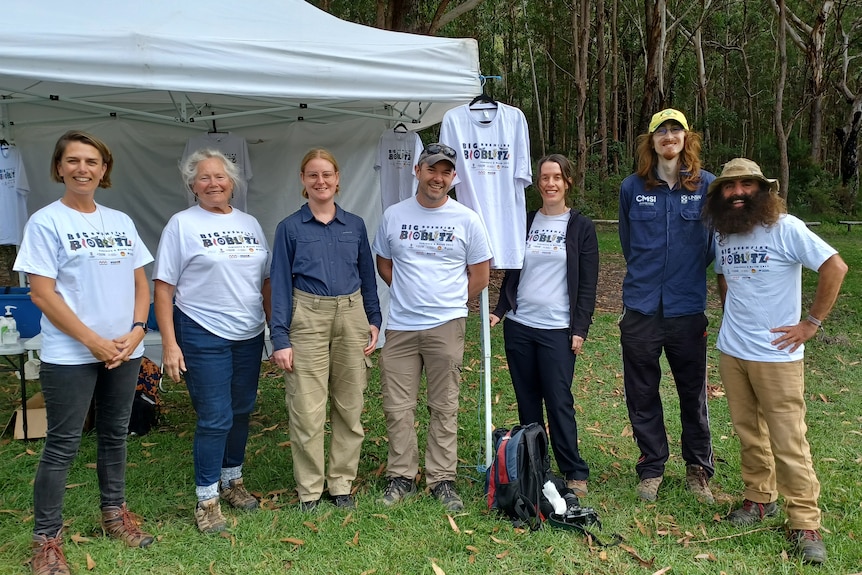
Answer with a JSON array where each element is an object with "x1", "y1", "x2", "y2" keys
[
  {"x1": 726, "y1": 499, "x2": 778, "y2": 526},
  {"x1": 788, "y1": 529, "x2": 827, "y2": 564},
  {"x1": 685, "y1": 465, "x2": 715, "y2": 504},
  {"x1": 299, "y1": 498, "x2": 321, "y2": 512},
  {"x1": 431, "y1": 480, "x2": 464, "y2": 512},
  {"x1": 379, "y1": 476, "x2": 417, "y2": 507},
  {"x1": 31, "y1": 530, "x2": 69, "y2": 575},
  {"x1": 195, "y1": 496, "x2": 227, "y2": 533},
  {"x1": 636, "y1": 476, "x2": 663, "y2": 501},
  {"x1": 101, "y1": 504, "x2": 154, "y2": 548},
  {"x1": 220, "y1": 478, "x2": 259, "y2": 510},
  {"x1": 332, "y1": 494, "x2": 356, "y2": 509},
  {"x1": 566, "y1": 479, "x2": 588, "y2": 497}
]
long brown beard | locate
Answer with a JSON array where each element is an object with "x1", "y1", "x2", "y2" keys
[{"x1": 706, "y1": 188, "x2": 784, "y2": 237}]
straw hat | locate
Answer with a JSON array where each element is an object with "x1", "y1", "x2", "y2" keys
[{"x1": 707, "y1": 158, "x2": 779, "y2": 196}]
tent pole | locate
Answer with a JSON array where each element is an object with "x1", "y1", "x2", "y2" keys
[{"x1": 480, "y1": 287, "x2": 493, "y2": 469}]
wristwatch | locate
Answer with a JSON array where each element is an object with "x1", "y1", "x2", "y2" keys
[{"x1": 132, "y1": 321, "x2": 149, "y2": 333}]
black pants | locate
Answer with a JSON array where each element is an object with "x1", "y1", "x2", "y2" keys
[
  {"x1": 619, "y1": 309, "x2": 714, "y2": 480},
  {"x1": 503, "y1": 319, "x2": 589, "y2": 480}
]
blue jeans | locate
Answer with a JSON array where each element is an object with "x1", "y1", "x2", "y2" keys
[
  {"x1": 34, "y1": 360, "x2": 140, "y2": 536},
  {"x1": 174, "y1": 308, "x2": 264, "y2": 488}
]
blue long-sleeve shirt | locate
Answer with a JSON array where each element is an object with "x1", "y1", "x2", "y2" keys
[
  {"x1": 270, "y1": 203, "x2": 381, "y2": 350},
  {"x1": 618, "y1": 169, "x2": 715, "y2": 317}
]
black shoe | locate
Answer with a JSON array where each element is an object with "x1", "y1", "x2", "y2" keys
[
  {"x1": 788, "y1": 529, "x2": 827, "y2": 564},
  {"x1": 299, "y1": 498, "x2": 320, "y2": 512},
  {"x1": 378, "y1": 477, "x2": 417, "y2": 507},
  {"x1": 332, "y1": 494, "x2": 356, "y2": 509},
  {"x1": 430, "y1": 480, "x2": 464, "y2": 512},
  {"x1": 726, "y1": 499, "x2": 778, "y2": 526}
]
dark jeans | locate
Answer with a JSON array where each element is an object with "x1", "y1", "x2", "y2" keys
[
  {"x1": 619, "y1": 308, "x2": 714, "y2": 479},
  {"x1": 34, "y1": 360, "x2": 140, "y2": 536},
  {"x1": 174, "y1": 308, "x2": 264, "y2": 488},
  {"x1": 503, "y1": 319, "x2": 589, "y2": 480}
]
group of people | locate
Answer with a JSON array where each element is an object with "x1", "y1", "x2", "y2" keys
[{"x1": 13, "y1": 111, "x2": 846, "y2": 574}]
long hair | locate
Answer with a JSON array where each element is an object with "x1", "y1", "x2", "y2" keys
[
  {"x1": 635, "y1": 129, "x2": 704, "y2": 191},
  {"x1": 180, "y1": 148, "x2": 241, "y2": 194},
  {"x1": 300, "y1": 148, "x2": 340, "y2": 198},
  {"x1": 50, "y1": 130, "x2": 114, "y2": 189}
]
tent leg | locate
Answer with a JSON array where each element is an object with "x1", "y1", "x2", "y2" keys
[{"x1": 480, "y1": 287, "x2": 493, "y2": 470}]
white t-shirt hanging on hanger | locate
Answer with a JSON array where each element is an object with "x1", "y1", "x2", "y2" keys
[
  {"x1": 440, "y1": 102, "x2": 532, "y2": 269},
  {"x1": 0, "y1": 144, "x2": 30, "y2": 246},
  {"x1": 181, "y1": 133, "x2": 253, "y2": 211},
  {"x1": 375, "y1": 129, "x2": 423, "y2": 211}
]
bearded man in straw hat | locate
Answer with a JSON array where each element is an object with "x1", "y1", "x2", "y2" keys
[{"x1": 704, "y1": 158, "x2": 847, "y2": 565}]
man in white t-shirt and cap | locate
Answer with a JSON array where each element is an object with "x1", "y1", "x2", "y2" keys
[
  {"x1": 705, "y1": 157, "x2": 847, "y2": 565},
  {"x1": 372, "y1": 142, "x2": 492, "y2": 512}
]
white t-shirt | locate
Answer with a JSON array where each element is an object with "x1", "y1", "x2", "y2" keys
[
  {"x1": 0, "y1": 145, "x2": 30, "y2": 246},
  {"x1": 375, "y1": 129, "x2": 423, "y2": 211},
  {"x1": 372, "y1": 196, "x2": 492, "y2": 331},
  {"x1": 13, "y1": 200, "x2": 153, "y2": 364},
  {"x1": 153, "y1": 205, "x2": 270, "y2": 340},
  {"x1": 182, "y1": 133, "x2": 253, "y2": 211},
  {"x1": 439, "y1": 102, "x2": 532, "y2": 269},
  {"x1": 507, "y1": 211, "x2": 569, "y2": 329},
  {"x1": 714, "y1": 214, "x2": 837, "y2": 362}
]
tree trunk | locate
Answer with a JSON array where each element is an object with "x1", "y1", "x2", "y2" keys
[
  {"x1": 640, "y1": 0, "x2": 665, "y2": 132},
  {"x1": 775, "y1": 0, "x2": 790, "y2": 201},
  {"x1": 572, "y1": 0, "x2": 590, "y2": 200},
  {"x1": 597, "y1": 0, "x2": 608, "y2": 177}
]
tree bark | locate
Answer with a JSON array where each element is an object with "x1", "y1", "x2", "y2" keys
[
  {"x1": 775, "y1": 0, "x2": 790, "y2": 201},
  {"x1": 597, "y1": 0, "x2": 609, "y2": 176}
]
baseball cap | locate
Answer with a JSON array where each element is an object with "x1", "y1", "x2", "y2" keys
[
  {"x1": 649, "y1": 109, "x2": 689, "y2": 133},
  {"x1": 707, "y1": 157, "x2": 780, "y2": 196},
  {"x1": 417, "y1": 143, "x2": 457, "y2": 167}
]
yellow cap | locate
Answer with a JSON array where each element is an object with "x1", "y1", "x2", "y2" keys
[{"x1": 649, "y1": 109, "x2": 689, "y2": 133}]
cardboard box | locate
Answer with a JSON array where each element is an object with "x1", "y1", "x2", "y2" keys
[{"x1": 5, "y1": 392, "x2": 47, "y2": 440}]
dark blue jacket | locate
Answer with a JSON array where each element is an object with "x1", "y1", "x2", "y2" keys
[{"x1": 618, "y1": 169, "x2": 715, "y2": 317}]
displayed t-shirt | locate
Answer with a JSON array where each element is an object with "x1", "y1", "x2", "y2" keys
[
  {"x1": 0, "y1": 144, "x2": 30, "y2": 245},
  {"x1": 506, "y1": 211, "x2": 569, "y2": 329},
  {"x1": 372, "y1": 196, "x2": 492, "y2": 331},
  {"x1": 181, "y1": 133, "x2": 253, "y2": 211},
  {"x1": 13, "y1": 200, "x2": 154, "y2": 364},
  {"x1": 375, "y1": 128, "x2": 423, "y2": 211},
  {"x1": 439, "y1": 102, "x2": 532, "y2": 269},
  {"x1": 714, "y1": 214, "x2": 836, "y2": 362},
  {"x1": 153, "y1": 205, "x2": 270, "y2": 341}
]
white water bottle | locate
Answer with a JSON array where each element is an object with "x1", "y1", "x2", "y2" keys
[{"x1": 0, "y1": 306, "x2": 15, "y2": 345}]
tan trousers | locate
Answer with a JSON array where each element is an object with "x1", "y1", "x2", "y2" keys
[
  {"x1": 379, "y1": 318, "x2": 465, "y2": 487},
  {"x1": 719, "y1": 353, "x2": 821, "y2": 529},
  {"x1": 285, "y1": 289, "x2": 369, "y2": 501}
]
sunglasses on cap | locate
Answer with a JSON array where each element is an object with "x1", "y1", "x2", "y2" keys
[{"x1": 424, "y1": 143, "x2": 457, "y2": 160}]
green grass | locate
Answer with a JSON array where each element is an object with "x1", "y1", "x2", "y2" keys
[{"x1": 1, "y1": 224, "x2": 860, "y2": 574}]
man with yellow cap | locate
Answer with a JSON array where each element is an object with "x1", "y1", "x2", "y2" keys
[
  {"x1": 704, "y1": 157, "x2": 847, "y2": 565},
  {"x1": 618, "y1": 108, "x2": 716, "y2": 503}
]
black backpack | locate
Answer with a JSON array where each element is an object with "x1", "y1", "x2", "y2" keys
[
  {"x1": 128, "y1": 357, "x2": 163, "y2": 436},
  {"x1": 486, "y1": 423, "x2": 573, "y2": 530}
]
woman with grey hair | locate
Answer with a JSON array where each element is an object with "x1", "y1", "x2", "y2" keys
[{"x1": 153, "y1": 148, "x2": 272, "y2": 533}]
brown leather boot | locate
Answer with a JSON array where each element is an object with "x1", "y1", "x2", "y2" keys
[
  {"x1": 31, "y1": 530, "x2": 70, "y2": 575},
  {"x1": 101, "y1": 503, "x2": 154, "y2": 548}
]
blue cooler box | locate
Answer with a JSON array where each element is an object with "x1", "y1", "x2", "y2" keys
[{"x1": 1, "y1": 287, "x2": 42, "y2": 338}]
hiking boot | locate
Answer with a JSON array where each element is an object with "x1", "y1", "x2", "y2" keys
[
  {"x1": 299, "y1": 498, "x2": 321, "y2": 512},
  {"x1": 220, "y1": 478, "x2": 259, "y2": 510},
  {"x1": 379, "y1": 476, "x2": 417, "y2": 507},
  {"x1": 332, "y1": 494, "x2": 356, "y2": 509},
  {"x1": 431, "y1": 480, "x2": 464, "y2": 512},
  {"x1": 636, "y1": 476, "x2": 663, "y2": 501},
  {"x1": 194, "y1": 496, "x2": 227, "y2": 533},
  {"x1": 101, "y1": 504, "x2": 154, "y2": 548},
  {"x1": 31, "y1": 531, "x2": 69, "y2": 575},
  {"x1": 788, "y1": 529, "x2": 827, "y2": 564},
  {"x1": 685, "y1": 465, "x2": 715, "y2": 504},
  {"x1": 566, "y1": 479, "x2": 588, "y2": 498},
  {"x1": 726, "y1": 499, "x2": 778, "y2": 526}
]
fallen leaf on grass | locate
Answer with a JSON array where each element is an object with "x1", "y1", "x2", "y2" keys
[
  {"x1": 85, "y1": 463, "x2": 97, "y2": 469},
  {"x1": 141, "y1": 442, "x2": 157, "y2": 447},
  {"x1": 277, "y1": 441, "x2": 292, "y2": 448},
  {"x1": 599, "y1": 550, "x2": 608, "y2": 561},
  {"x1": 618, "y1": 543, "x2": 654, "y2": 568},
  {"x1": 651, "y1": 568, "x2": 671, "y2": 575},
  {"x1": 490, "y1": 535, "x2": 508, "y2": 544},
  {"x1": 371, "y1": 513, "x2": 389, "y2": 519},
  {"x1": 341, "y1": 513, "x2": 353, "y2": 527},
  {"x1": 635, "y1": 518, "x2": 648, "y2": 536},
  {"x1": 447, "y1": 515, "x2": 460, "y2": 533},
  {"x1": 26, "y1": 449, "x2": 37, "y2": 456},
  {"x1": 466, "y1": 545, "x2": 480, "y2": 554},
  {"x1": 262, "y1": 424, "x2": 279, "y2": 432},
  {"x1": 86, "y1": 554, "x2": 96, "y2": 570},
  {"x1": 694, "y1": 552, "x2": 717, "y2": 561},
  {"x1": 351, "y1": 531, "x2": 360, "y2": 546},
  {"x1": 280, "y1": 537, "x2": 305, "y2": 545},
  {"x1": 431, "y1": 560, "x2": 446, "y2": 575},
  {"x1": 544, "y1": 546, "x2": 554, "y2": 554},
  {"x1": 209, "y1": 560, "x2": 217, "y2": 575},
  {"x1": 495, "y1": 550, "x2": 510, "y2": 559},
  {"x1": 359, "y1": 570, "x2": 377, "y2": 575},
  {"x1": 65, "y1": 483, "x2": 86, "y2": 489},
  {"x1": 70, "y1": 533, "x2": 91, "y2": 544},
  {"x1": 303, "y1": 521, "x2": 318, "y2": 532}
]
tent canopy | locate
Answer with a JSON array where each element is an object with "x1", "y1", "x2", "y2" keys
[{"x1": 0, "y1": 0, "x2": 480, "y2": 132}]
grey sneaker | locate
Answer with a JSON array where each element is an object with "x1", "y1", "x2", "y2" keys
[
  {"x1": 431, "y1": 480, "x2": 464, "y2": 512},
  {"x1": 194, "y1": 496, "x2": 227, "y2": 533},
  {"x1": 788, "y1": 529, "x2": 827, "y2": 564},
  {"x1": 220, "y1": 478, "x2": 259, "y2": 510},
  {"x1": 726, "y1": 499, "x2": 778, "y2": 526},
  {"x1": 332, "y1": 494, "x2": 356, "y2": 509},
  {"x1": 685, "y1": 465, "x2": 715, "y2": 504},
  {"x1": 379, "y1": 476, "x2": 417, "y2": 506},
  {"x1": 636, "y1": 476, "x2": 663, "y2": 501}
]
